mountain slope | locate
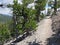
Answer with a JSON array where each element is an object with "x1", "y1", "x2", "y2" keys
[{"x1": 0, "y1": 14, "x2": 12, "y2": 23}]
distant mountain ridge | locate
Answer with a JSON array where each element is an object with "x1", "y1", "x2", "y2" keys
[{"x1": 0, "y1": 14, "x2": 12, "y2": 23}]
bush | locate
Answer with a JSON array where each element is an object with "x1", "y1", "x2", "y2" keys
[{"x1": 0, "y1": 23, "x2": 11, "y2": 44}]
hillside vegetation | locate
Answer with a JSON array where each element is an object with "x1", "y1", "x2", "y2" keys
[{"x1": 0, "y1": 14, "x2": 12, "y2": 23}]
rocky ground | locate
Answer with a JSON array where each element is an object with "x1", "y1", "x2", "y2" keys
[
  {"x1": 47, "y1": 11, "x2": 60, "y2": 45},
  {"x1": 51, "y1": 11, "x2": 60, "y2": 32}
]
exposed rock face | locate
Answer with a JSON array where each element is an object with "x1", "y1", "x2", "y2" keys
[{"x1": 52, "y1": 14, "x2": 60, "y2": 32}]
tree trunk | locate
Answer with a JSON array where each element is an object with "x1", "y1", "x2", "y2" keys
[
  {"x1": 36, "y1": 14, "x2": 40, "y2": 22},
  {"x1": 36, "y1": 10, "x2": 40, "y2": 22},
  {"x1": 13, "y1": 14, "x2": 19, "y2": 38},
  {"x1": 22, "y1": 7, "x2": 27, "y2": 30},
  {"x1": 54, "y1": 0, "x2": 57, "y2": 15}
]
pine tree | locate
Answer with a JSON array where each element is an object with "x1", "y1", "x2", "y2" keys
[
  {"x1": 21, "y1": 0, "x2": 37, "y2": 34},
  {"x1": 10, "y1": 0, "x2": 36, "y2": 38},
  {"x1": 35, "y1": 0, "x2": 46, "y2": 22},
  {"x1": 54, "y1": 0, "x2": 57, "y2": 15},
  {"x1": 12, "y1": 0, "x2": 24, "y2": 38},
  {"x1": 7, "y1": 0, "x2": 37, "y2": 39},
  {"x1": 57, "y1": 0, "x2": 60, "y2": 8}
]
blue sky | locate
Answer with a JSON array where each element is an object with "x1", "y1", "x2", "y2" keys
[
  {"x1": 0, "y1": 0, "x2": 22, "y2": 4},
  {"x1": 0, "y1": 0, "x2": 22, "y2": 16},
  {"x1": 0, "y1": 0, "x2": 49, "y2": 16},
  {"x1": 0, "y1": 0, "x2": 13, "y2": 4}
]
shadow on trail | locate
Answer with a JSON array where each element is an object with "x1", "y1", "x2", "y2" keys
[
  {"x1": 10, "y1": 32, "x2": 32, "y2": 45},
  {"x1": 47, "y1": 32, "x2": 60, "y2": 45},
  {"x1": 27, "y1": 39, "x2": 40, "y2": 45}
]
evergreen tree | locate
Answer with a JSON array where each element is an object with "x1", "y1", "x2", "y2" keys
[
  {"x1": 21, "y1": 0, "x2": 37, "y2": 34},
  {"x1": 57, "y1": 0, "x2": 60, "y2": 8},
  {"x1": 0, "y1": 0, "x2": 37, "y2": 40},
  {"x1": 11, "y1": 0, "x2": 36, "y2": 38},
  {"x1": 12, "y1": 0, "x2": 23, "y2": 38},
  {"x1": 54, "y1": 0, "x2": 57, "y2": 15},
  {"x1": 48, "y1": 0, "x2": 57, "y2": 15},
  {"x1": 35, "y1": 0, "x2": 46, "y2": 22}
]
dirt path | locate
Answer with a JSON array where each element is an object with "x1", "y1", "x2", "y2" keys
[
  {"x1": 35, "y1": 16, "x2": 54, "y2": 45},
  {"x1": 16, "y1": 16, "x2": 54, "y2": 45}
]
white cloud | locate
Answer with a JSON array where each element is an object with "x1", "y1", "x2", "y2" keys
[
  {"x1": 3, "y1": 0, "x2": 13, "y2": 4},
  {"x1": 0, "y1": 0, "x2": 22, "y2": 16},
  {"x1": 27, "y1": 3, "x2": 35, "y2": 9},
  {"x1": 18, "y1": 0, "x2": 22, "y2": 4},
  {"x1": 0, "y1": 0, "x2": 22, "y2": 4},
  {"x1": 0, "y1": 7, "x2": 12, "y2": 16}
]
